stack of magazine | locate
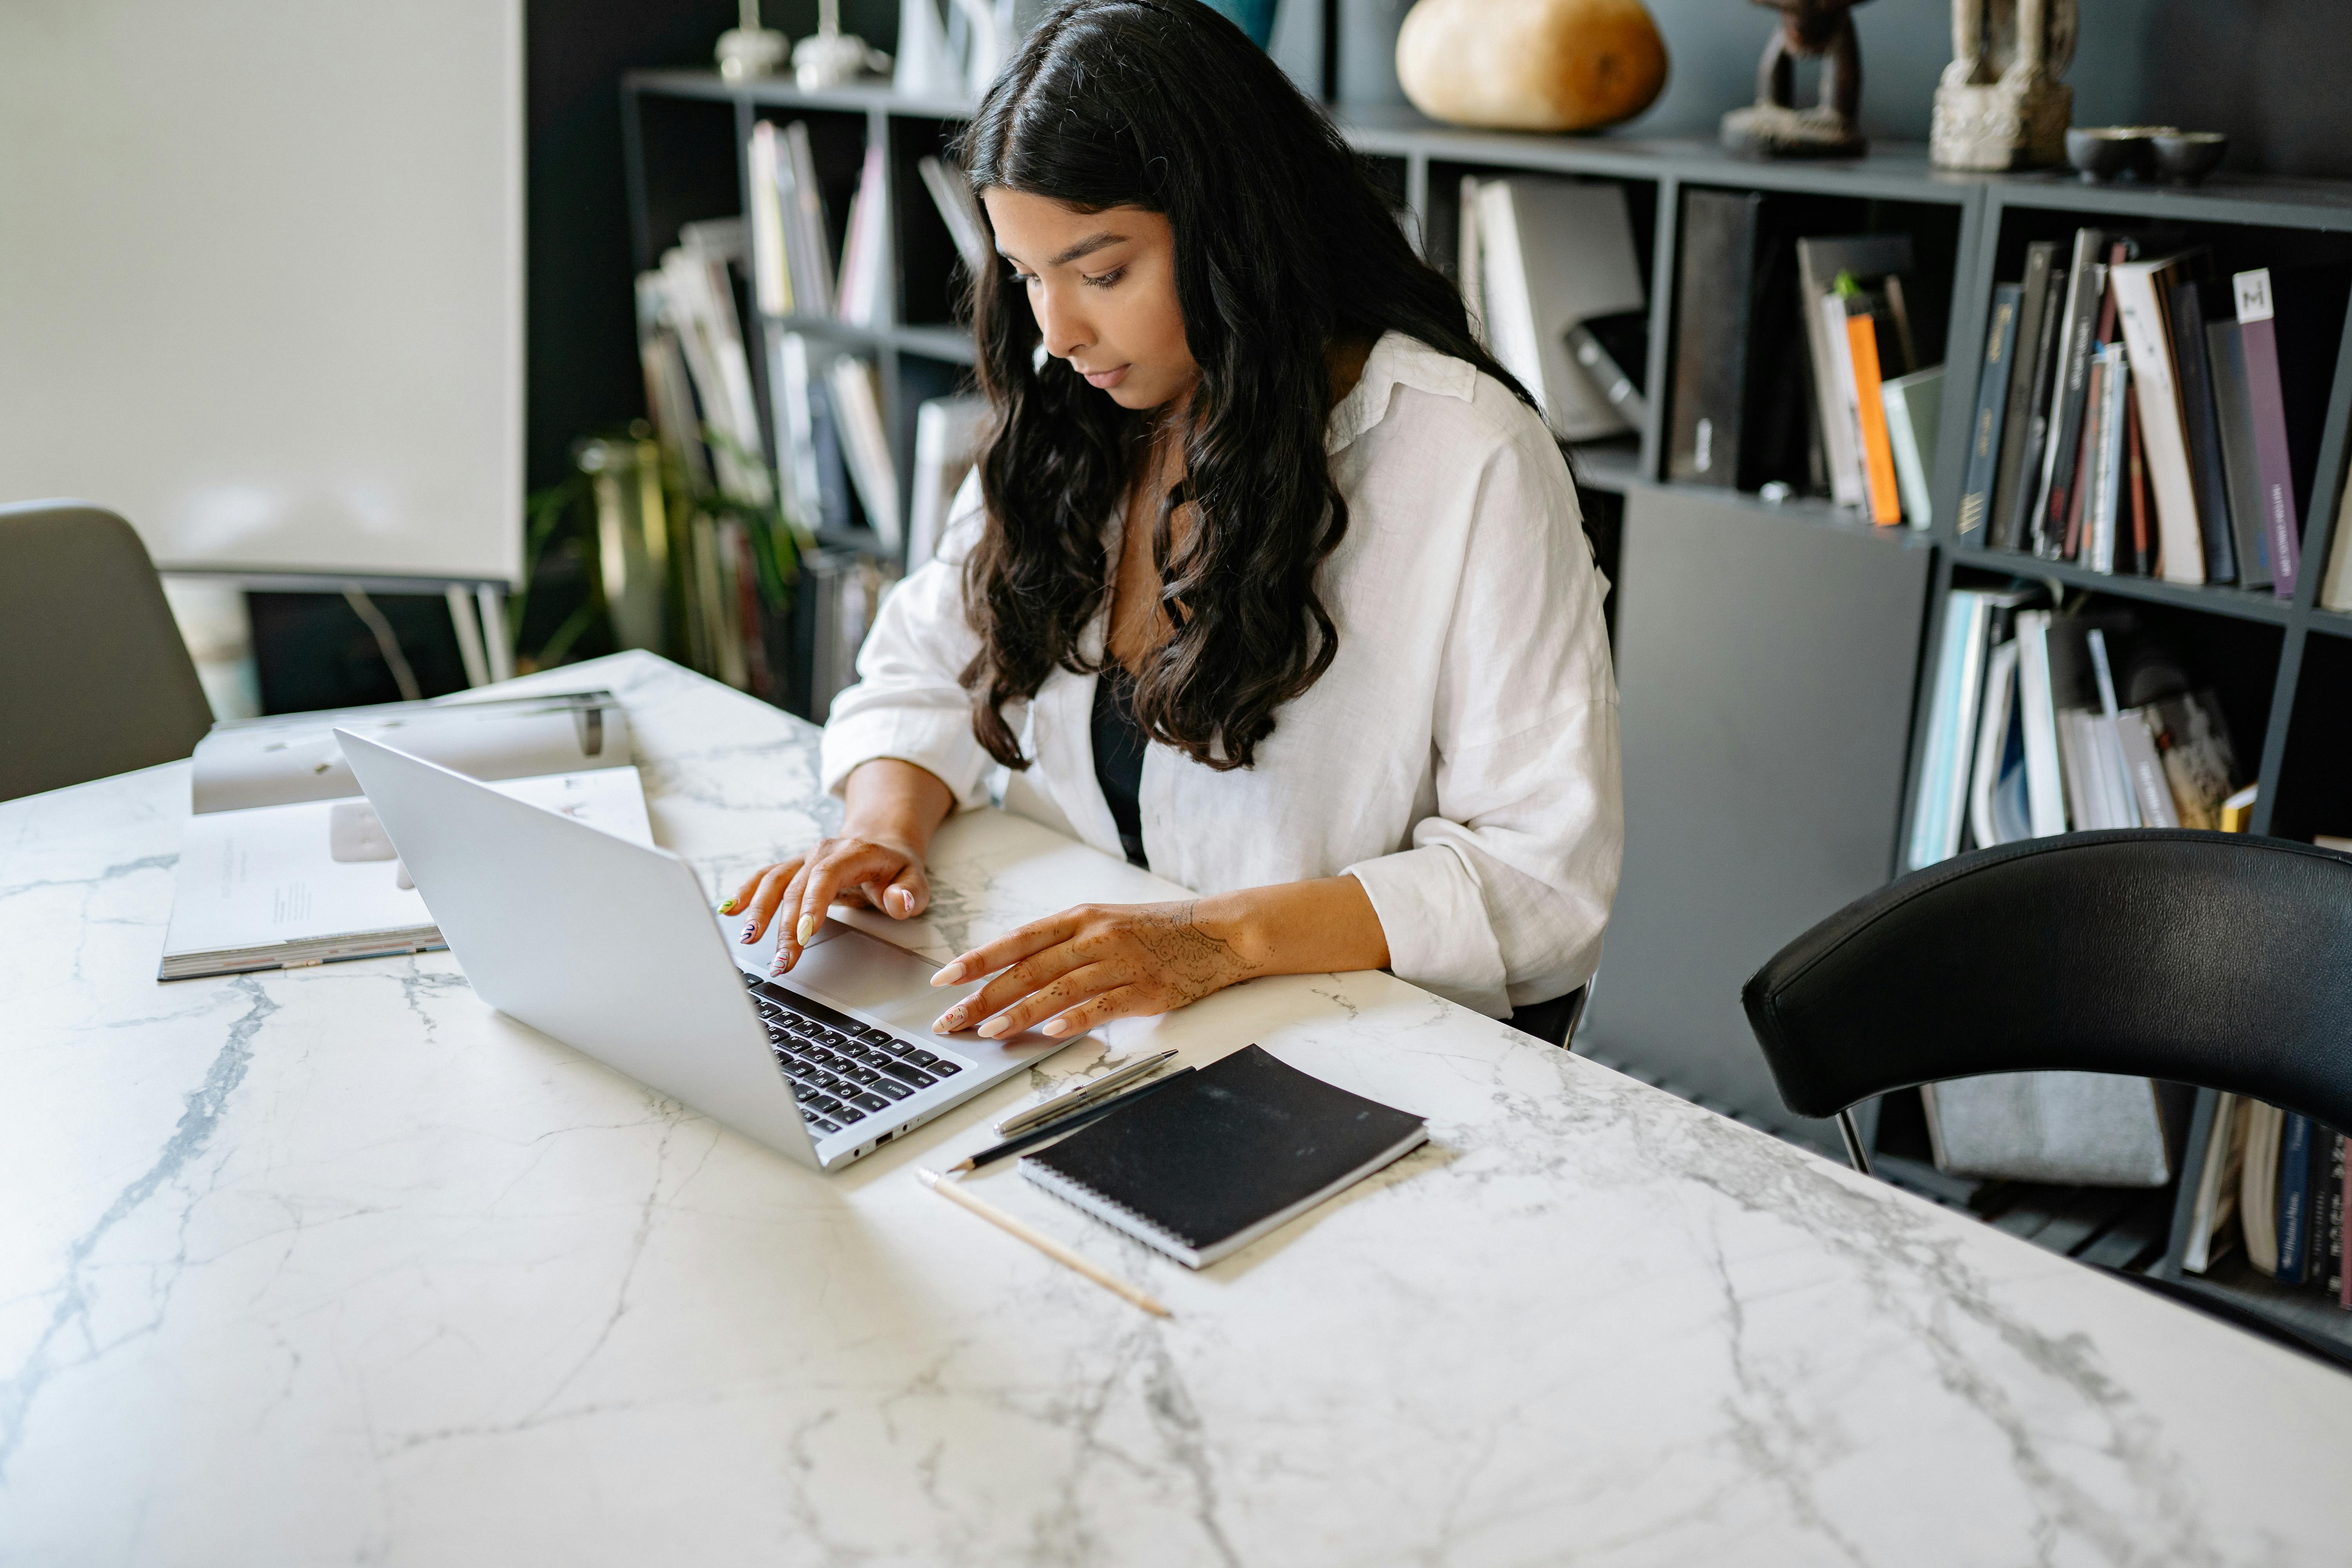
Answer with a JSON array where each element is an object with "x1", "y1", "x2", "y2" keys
[
  {"x1": 159, "y1": 691, "x2": 649, "y2": 981},
  {"x1": 1908, "y1": 593, "x2": 2245, "y2": 873}
]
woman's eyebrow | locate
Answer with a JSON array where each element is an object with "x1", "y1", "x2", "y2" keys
[
  {"x1": 1050, "y1": 232, "x2": 1127, "y2": 265},
  {"x1": 997, "y1": 232, "x2": 1130, "y2": 267}
]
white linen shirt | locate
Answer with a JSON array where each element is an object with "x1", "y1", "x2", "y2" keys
[{"x1": 819, "y1": 331, "x2": 1622, "y2": 1016}]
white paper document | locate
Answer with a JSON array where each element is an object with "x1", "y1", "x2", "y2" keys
[{"x1": 161, "y1": 690, "x2": 650, "y2": 979}]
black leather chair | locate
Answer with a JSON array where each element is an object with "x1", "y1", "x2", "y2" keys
[
  {"x1": 0, "y1": 500, "x2": 214, "y2": 802},
  {"x1": 1743, "y1": 828, "x2": 2352, "y2": 1367}
]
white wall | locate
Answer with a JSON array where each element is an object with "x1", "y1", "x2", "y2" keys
[{"x1": 0, "y1": 0, "x2": 524, "y2": 584}]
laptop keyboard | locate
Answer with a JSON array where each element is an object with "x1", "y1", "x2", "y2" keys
[{"x1": 737, "y1": 971, "x2": 966, "y2": 1137}]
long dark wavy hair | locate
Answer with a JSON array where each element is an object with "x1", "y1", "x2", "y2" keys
[{"x1": 951, "y1": 0, "x2": 1528, "y2": 771}]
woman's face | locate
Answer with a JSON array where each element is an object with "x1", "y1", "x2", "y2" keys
[{"x1": 982, "y1": 188, "x2": 1199, "y2": 413}]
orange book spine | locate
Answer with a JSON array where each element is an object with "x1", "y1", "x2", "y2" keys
[{"x1": 1845, "y1": 310, "x2": 1902, "y2": 525}]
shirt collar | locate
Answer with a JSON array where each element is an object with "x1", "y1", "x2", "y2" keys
[{"x1": 1325, "y1": 330, "x2": 1480, "y2": 455}]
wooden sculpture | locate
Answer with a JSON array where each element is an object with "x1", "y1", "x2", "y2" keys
[
  {"x1": 1720, "y1": 0, "x2": 1871, "y2": 158},
  {"x1": 1930, "y1": 0, "x2": 2078, "y2": 170}
]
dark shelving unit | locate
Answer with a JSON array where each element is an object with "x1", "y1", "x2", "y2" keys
[
  {"x1": 1909, "y1": 176, "x2": 2352, "y2": 1360},
  {"x1": 619, "y1": 75, "x2": 2352, "y2": 1356}
]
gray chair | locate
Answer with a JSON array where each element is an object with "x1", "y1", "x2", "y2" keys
[{"x1": 0, "y1": 500, "x2": 213, "y2": 802}]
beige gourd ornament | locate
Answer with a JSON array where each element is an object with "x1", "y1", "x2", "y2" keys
[{"x1": 1396, "y1": 0, "x2": 1667, "y2": 133}]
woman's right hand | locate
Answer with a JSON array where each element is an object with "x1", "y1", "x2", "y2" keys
[{"x1": 724, "y1": 833, "x2": 931, "y2": 976}]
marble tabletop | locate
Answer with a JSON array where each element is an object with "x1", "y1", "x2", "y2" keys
[{"x1": 7, "y1": 650, "x2": 2351, "y2": 1567}]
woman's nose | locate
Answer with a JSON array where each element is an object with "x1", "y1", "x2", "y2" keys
[{"x1": 1032, "y1": 283, "x2": 1091, "y2": 362}]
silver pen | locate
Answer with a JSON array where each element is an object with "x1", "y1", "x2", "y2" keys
[{"x1": 995, "y1": 1049, "x2": 1179, "y2": 1136}]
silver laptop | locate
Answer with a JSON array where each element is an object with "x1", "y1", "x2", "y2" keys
[{"x1": 336, "y1": 728, "x2": 1077, "y2": 1169}]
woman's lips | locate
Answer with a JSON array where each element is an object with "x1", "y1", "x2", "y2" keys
[{"x1": 1080, "y1": 364, "x2": 1130, "y2": 390}]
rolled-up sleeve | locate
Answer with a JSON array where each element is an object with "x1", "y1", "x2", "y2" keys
[
  {"x1": 818, "y1": 477, "x2": 998, "y2": 808},
  {"x1": 1342, "y1": 424, "x2": 1623, "y2": 1015}
]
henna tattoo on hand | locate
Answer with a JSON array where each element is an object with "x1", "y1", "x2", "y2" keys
[{"x1": 1127, "y1": 900, "x2": 1256, "y2": 1005}]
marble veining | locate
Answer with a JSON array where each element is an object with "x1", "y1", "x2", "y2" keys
[{"x1": 4, "y1": 650, "x2": 2350, "y2": 1567}]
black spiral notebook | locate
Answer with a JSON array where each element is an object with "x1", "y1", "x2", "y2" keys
[{"x1": 1020, "y1": 1045, "x2": 1428, "y2": 1268}]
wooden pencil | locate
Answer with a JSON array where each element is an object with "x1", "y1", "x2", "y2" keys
[{"x1": 917, "y1": 1167, "x2": 1171, "y2": 1319}]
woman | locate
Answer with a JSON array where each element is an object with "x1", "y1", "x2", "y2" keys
[{"x1": 729, "y1": 0, "x2": 1621, "y2": 1042}]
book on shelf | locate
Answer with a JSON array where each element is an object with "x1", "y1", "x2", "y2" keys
[
  {"x1": 1968, "y1": 639, "x2": 2029, "y2": 851},
  {"x1": 2277, "y1": 1112, "x2": 2318, "y2": 1285},
  {"x1": 1794, "y1": 233, "x2": 1914, "y2": 509},
  {"x1": 2109, "y1": 255, "x2": 2207, "y2": 585},
  {"x1": 1457, "y1": 174, "x2": 1484, "y2": 338},
  {"x1": 1472, "y1": 177, "x2": 1646, "y2": 441},
  {"x1": 1565, "y1": 311, "x2": 1649, "y2": 426},
  {"x1": 1907, "y1": 586, "x2": 2034, "y2": 870},
  {"x1": 2164, "y1": 277, "x2": 2240, "y2": 584},
  {"x1": 1989, "y1": 242, "x2": 2062, "y2": 549},
  {"x1": 917, "y1": 154, "x2": 990, "y2": 277},
  {"x1": 2329, "y1": 1131, "x2": 2350, "y2": 1307},
  {"x1": 2187, "y1": 1089, "x2": 2352, "y2": 1309},
  {"x1": 2126, "y1": 378, "x2": 2153, "y2": 577},
  {"x1": 2220, "y1": 781, "x2": 2259, "y2": 833},
  {"x1": 2013, "y1": 609, "x2": 2073, "y2": 837},
  {"x1": 1980, "y1": 234, "x2": 2350, "y2": 596},
  {"x1": 770, "y1": 120, "x2": 836, "y2": 318},
  {"x1": 1978, "y1": 606, "x2": 2241, "y2": 845},
  {"x1": 2205, "y1": 316, "x2": 2275, "y2": 590},
  {"x1": 2031, "y1": 229, "x2": 2114, "y2": 557},
  {"x1": 748, "y1": 122, "x2": 793, "y2": 316},
  {"x1": 638, "y1": 272, "x2": 713, "y2": 497},
  {"x1": 2083, "y1": 344, "x2": 2129, "y2": 575},
  {"x1": 834, "y1": 144, "x2": 890, "y2": 328},
  {"x1": 159, "y1": 692, "x2": 649, "y2": 981},
  {"x1": 2230, "y1": 266, "x2": 2352, "y2": 600},
  {"x1": 1881, "y1": 363, "x2": 1943, "y2": 529},
  {"x1": 655, "y1": 222, "x2": 771, "y2": 505},
  {"x1": 1957, "y1": 282, "x2": 2022, "y2": 539},
  {"x1": 827, "y1": 354, "x2": 902, "y2": 550},
  {"x1": 2327, "y1": 478, "x2": 2352, "y2": 612},
  {"x1": 1668, "y1": 195, "x2": 1849, "y2": 494},
  {"x1": 2183, "y1": 1094, "x2": 2247, "y2": 1274},
  {"x1": 2242, "y1": 1100, "x2": 2286, "y2": 1275},
  {"x1": 908, "y1": 394, "x2": 987, "y2": 566},
  {"x1": 1799, "y1": 283, "x2": 1896, "y2": 524},
  {"x1": 797, "y1": 547, "x2": 903, "y2": 722},
  {"x1": 2069, "y1": 243, "x2": 2134, "y2": 564}
]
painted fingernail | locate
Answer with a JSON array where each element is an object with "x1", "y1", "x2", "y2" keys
[
  {"x1": 888, "y1": 889, "x2": 911, "y2": 916},
  {"x1": 934, "y1": 1009, "x2": 963, "y2": 1032},
  {"x1": 739, "y1": 923, "x2": 757, "y2": 942},
  {"x1": 796, "y1": 914, "x2": 817, "y2": 943},
  {"x1": 977, "y1": 1016, "x2": 1009, "y2": 1039},
  {"x1": 719, "y1": 898, "x2": 738, "y2": 915},
  {"x1": 931, "y1": 960, "x2": 965, "y2": 986},
  {"x1": 1040, "y1": 1017, "x2": 1068, "y2": 1036}
]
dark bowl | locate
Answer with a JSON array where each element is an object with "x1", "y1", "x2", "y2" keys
[
  {"x1": 2066, "y1": 126, "x2": 2164, "y2": 183},
  {"x1": 2153, "y1": 131, "x2": 2229, "y2": 186}
]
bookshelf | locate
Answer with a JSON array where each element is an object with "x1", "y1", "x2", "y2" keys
[
  {"x1": 1913, "y1": 178, "x2": 2352, "y2": 1359},
  {"x1": 619, "y1": 74, "x2": 2352, "y2": 1352}
]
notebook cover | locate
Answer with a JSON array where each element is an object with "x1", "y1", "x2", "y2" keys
[{"x1": 1020, "y1": 1045, "x2": 1427, "y2": 1268}]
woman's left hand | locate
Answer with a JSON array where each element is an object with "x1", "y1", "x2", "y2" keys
[{"x1": 928, "y1": 899, "x2": 1263, "y2": 1039}]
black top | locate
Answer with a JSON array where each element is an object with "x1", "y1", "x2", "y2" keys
[{"x1": 1091, "y1": 666, "x2": 1149, "y2": 869}]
